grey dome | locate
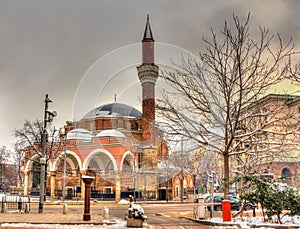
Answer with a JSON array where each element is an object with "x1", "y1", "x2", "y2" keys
[{"x1": 82, "y1": 102, "x2": 142, "y2": 120}]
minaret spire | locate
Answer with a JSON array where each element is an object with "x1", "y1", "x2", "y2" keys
[
  {"x1": 141, "y1": 14, "x2": 155, "y2": 64},
  {"x1": 143, "y1": 14, "x2": 154, "y2": 41}
]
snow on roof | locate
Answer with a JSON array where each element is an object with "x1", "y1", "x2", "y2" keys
[
  {"x1": 96, "y1": 129, "x2": 126, "y2": 138},
  {"x1": 66, "y1": 128, "x2": 93, "y2": 141}
]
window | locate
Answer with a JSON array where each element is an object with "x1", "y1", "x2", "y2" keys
[
  {"x1": 104, "y1": 187, "x2": 112, "y2": 194},
  {"x1": 176, "y1": 187, "x2": 179, "y2": 197},
  {"x1": 90, "y1": 122, "x2": 95, "y2": 131}
]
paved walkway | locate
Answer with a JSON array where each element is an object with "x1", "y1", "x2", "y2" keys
[
  {"x1": 0, "y1": 202, "x2": 119, "y2": 227},
  {"x1": 0, "y1": 213, "x2": 106, "y2": 225}
]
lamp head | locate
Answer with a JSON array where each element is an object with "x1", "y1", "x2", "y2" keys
[{"x1": 51, "y1": 111, "x2": 57, "y2": 117}]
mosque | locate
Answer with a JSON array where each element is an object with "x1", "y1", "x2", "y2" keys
[{"x1": 22, "y1": 16, "x2": 194, "y2": 202}]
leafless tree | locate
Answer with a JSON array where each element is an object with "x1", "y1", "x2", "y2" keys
[
  {"x1": 0, "y1": 146, "x2": 10, "y2": 163},
  {"x1": 13, "y1": 119, "x2": 61, "y2": 172},
  {"x1": 290, "y1": 62, "x2": 300, "y2": 84},
  {"x1": 0, "y1": 146, "x2": 9, "y2": 190},
  {"x1": 0, "y1": 146, "x2": 17, "y2": 190},
  {"x1": 12, "y1": 141, "x2": 26, "y2": 187},
  {"x1": 156, "y1": 13, "x2": 299, "y2": 198}
]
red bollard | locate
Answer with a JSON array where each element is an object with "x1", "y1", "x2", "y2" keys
[{"x1": 222, "y1": 200, "x2": 232, "y2": 222}]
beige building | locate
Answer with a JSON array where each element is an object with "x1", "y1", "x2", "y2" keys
[
  {"x1": 190, "y1": 94, "x2": 300, "y2": 193},
  {"x1": 237, "y1": 94, "x2": 300, "y2": 187}
]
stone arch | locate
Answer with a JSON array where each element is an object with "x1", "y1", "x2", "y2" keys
[
  {"x1": 83, "y1": 148, "x2": 118, "y2": 171},
  {"x1": 50, "y1": 150, "x2": 83, "y2": 172},
  {"x1": 24, "y1": 153, "x2": 41, "y2": 172},
  {"x1": 120, "y1": 151, "x2": 137, "y2": 171}
]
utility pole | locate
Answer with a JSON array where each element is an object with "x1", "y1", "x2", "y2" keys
[
  {"x1": 62, "y1": 135, "x2": 67, "y2": 201},
  {"x1": 180, "y1": 136, "x2": 184, "y2": 203},
  {"x1": 38, "y1": 94, "x2": 57, "y2": 213}
]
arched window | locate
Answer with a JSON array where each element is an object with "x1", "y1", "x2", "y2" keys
[
  {"x1": 132, "y1": 122, "x2": 139, "y2": 130},
  {"x1": 281, "y1": 167, "x2": 292, "y2": 185}
]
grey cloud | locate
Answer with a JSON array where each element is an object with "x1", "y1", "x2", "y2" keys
[{"x1": 0, "y1": 0, "x2": 299, "y2": 147}]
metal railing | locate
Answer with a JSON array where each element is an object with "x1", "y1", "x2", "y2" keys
[{"x1": 1, "y1": 195, "x2": 30, "y2": 213}]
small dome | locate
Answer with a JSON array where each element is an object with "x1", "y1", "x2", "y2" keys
[
  {"x1": 82, "y1": 102, "x2": 142, "y2": 120},
  {"x1": 67, "y1": 128, "x2": 93, "y2": 141},
  {"x1": 96, "y1": 129, "x2": 126, "y2": 138}
]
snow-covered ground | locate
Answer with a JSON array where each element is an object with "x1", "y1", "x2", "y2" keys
[
  {"x1": 2, "y1": 216, "x2": 300, "y2": 229},
  {"x1": 210, "y1": 215, "x2": 300, "y2": 229},
  {"x1": 1, "y1": 219, "x2": 128, "y2": 228}
]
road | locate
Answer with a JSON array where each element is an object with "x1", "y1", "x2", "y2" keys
[{"x1": 110, "y1": 203, "x2": 214, "y2": 228}]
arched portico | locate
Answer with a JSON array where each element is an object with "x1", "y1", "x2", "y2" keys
[
  {"x1": 24, "y1": 153, "x2": 42, "y2": 196},
  {"x1": 120, "y1": 151, "x2": 137, "y2": 171},
  {"x1": 83, "y1": 149, "x2": 118, "y2": 171},
  {"x1": 47, "y1": 150, "x2": 83, "y2": 200},
  {"x1": 51, "y1": 150, "x2": 83, "y2": 172},
  {"x1": 82, "y1": 148, "x2": 120, "y2": 201}
]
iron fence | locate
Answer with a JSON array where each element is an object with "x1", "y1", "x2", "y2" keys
[{"x1": 1, "y1": 195, "x2": 30, "y2": 212}]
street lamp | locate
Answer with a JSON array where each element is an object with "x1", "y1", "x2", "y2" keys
[
  {"x1": 62, "y1": 135, "x2": 67, "y2": 201},
  {"x1": 38, "y1": 94, "x2": 57, "y2": 214},
  {"x1": 180, "y1": 136, "x2": 184, "y2": 203}
]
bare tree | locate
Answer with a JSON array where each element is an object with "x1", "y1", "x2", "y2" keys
[
  {"x1": 156, "y1": 13, "x2": 299, "y2": 198},
  {"x1": 0, "y1": 146, "x2": 12, "y2": 190},
  {"x1": 13, "y1": 119, "x2": 61, "y2": 174},
  {"x1": 290, "y1": 62, "x2": 300, "y2": 84},
  {"x1": 12, "y1": 141, "x2": 26, "y2": 187}
]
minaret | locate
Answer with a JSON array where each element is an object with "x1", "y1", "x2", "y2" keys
[
  {"x1": 137, "y1": 15, "x2": 159, "y2": 168},
  {"x1": 137, "y1": 14, "x2": 159, "y2": 146}
]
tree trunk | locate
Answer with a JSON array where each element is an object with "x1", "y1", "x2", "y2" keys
[{"x1": 223, "y1": 152, "x2": 230, "y2": 199}]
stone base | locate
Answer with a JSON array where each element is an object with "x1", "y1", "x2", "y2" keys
[
  {"x1": 126, "y1": 218, "x2": 143, "y2": 228},
  {"x1": 83, "y1": 214, "x2": 91, "y2": 221}
]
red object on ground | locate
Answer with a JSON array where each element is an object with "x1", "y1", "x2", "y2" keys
[{"x1": 222, "y1": 199, "x2": 232, "y2": 222}]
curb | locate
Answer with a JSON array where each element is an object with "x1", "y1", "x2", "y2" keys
[
  {"x1": 182, "y1": 217, "x2": 244, "y2": 228},
  {"x1": 183, "y1": 217, "x2": 300, "y2": 229}
]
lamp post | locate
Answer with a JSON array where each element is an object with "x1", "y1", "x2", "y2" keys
[
  {"x1": 180, "y1": 136, "x2": 184, "y2": 203},
  {"x1": 38, "y1": 94, "x2": 57, "y2": 214},
  {"x1": 62, "y1": 135, "x2": 67, "y2": 201},
  {"x1": 133, "y1": 153, "x2": 136, "y2": 200}
]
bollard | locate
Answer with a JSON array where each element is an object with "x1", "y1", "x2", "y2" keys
[
  {"x1": 25, "y1": 203, "x2": 30, "y2": 213},
  {"x1": 194, "y1": 197, "x2": 206, "y2": 219},
  {"x1": 102, "y1": 206, "x2": 109, "y2": 220},
  {"x1": 18, "y1": 197, "x2": 22, "y2": 213},
  {"x1": 222, "y1": 200, "x2": 232, "y2": 222},
  {"x1": 2, "y1": 203, "x2": 7, "y2": 213},
  {"x1": 63, "y1": 203, "x2": 68, "y2": 214}
]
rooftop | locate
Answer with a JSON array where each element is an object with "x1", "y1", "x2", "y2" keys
[{"x1": 82, "y1": 102, "x2": 142, "y2": 120}]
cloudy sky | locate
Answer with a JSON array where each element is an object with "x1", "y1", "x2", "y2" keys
[{"x1": 1, "y1": 0, "x2": 300, "y2": 148}]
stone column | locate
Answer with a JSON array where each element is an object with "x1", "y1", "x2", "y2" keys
[
  {"x1": 115, "y1": 170, "x2": 121, "y2": 202},
  {"x1": 50, "y1": 171, "x2": 56, "y2": 201},
  {"x1": 24, "y1": 171, "x2": 29, "y2": 196},
  {"x1": 82, "y1": 176, "x2": 95, "y2": 221}
]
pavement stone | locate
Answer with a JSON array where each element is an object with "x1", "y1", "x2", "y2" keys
[
  {"x1": 0, "y1": 202, "x2": 120, "y2": 227},
  {"x1": 0, "y1": 213, "x2": 106, "y2": 225}
]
